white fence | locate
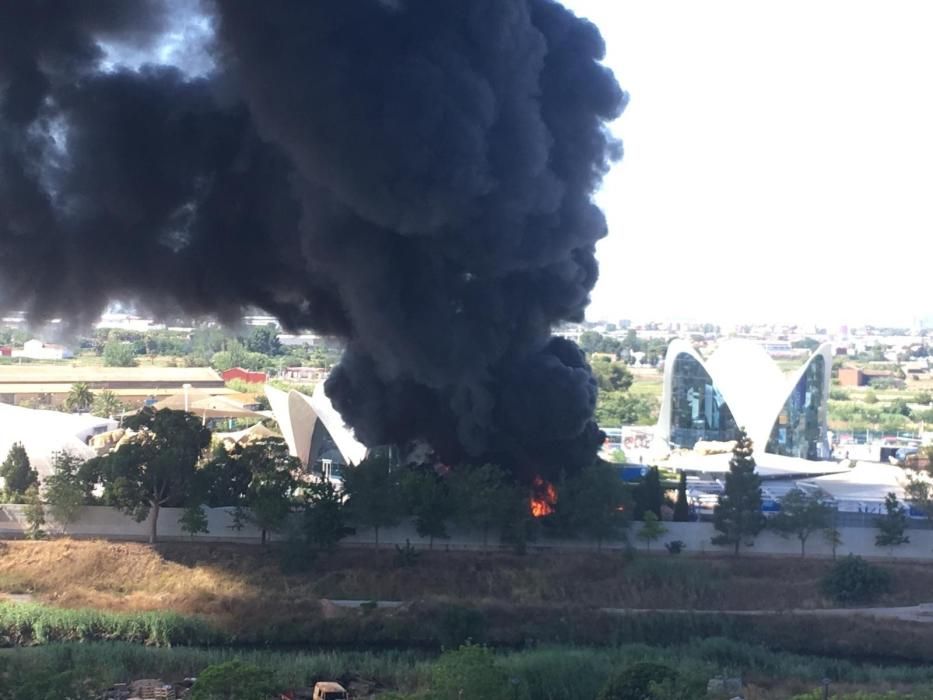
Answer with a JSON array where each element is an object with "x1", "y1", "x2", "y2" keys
[{"x1": 2, "y1": 504, "x2": 933, "y2": 559}]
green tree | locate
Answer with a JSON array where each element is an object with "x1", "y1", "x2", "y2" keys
[
  {"x1": 190, "y1": 660, "x2": 277, "y2": 700},
  {"x1": 343, "y1": 454, "x2": 404, "y2": 548},
  {"x1": 673, "y1": 471, "x2": 690, "y2": 522},
  {"x1": 770, "y1": 488, "x2": 832, "y2": 557},
  {"x1": 888, "y1": 398, "x2": 912, "y2": 417},
  {"x1": 556, "y1": 462, "x2": 629, "y2": 548},
  {"x1": 595, "y1": 392, "x2": 658, "y2": 426},
  {"x1": 825, "y1": 520, "x2": 843, "y2": 561},
  {"x1": 64, "y1": 382, "x2": 94, "y2": 413},
  {"x1": 402, "y1": 467, "x2": 454, "y2": 549},
  {"x1": 637, "y1": 511, "x2": 667, "y2": 551},
  {"x1": 102, "y1": 339, "x2": 138, "y2": 367},
  {"x1": 639, "y1": 467, "x2": 663, "y2": 520},
  {"x1": 44, "y1": 451, "x2": 87, "y2": 533},
  {"x1": 91, "y1": 389, "x2": 125, "y2": 419},
  {"x1": 0, "y1": 443, "x2": 37, "y2": 499},
  {"x1": 179, "y1": 504, "x2": 209, "y2": 539},
  {"x1": 498, "y1": 483, "x2": 539, "y2": 554},
  {"x1": 22, "y1": 484, "x2": 46, "y2": 539},
  {"x1": 301, "y1": 478, "x2": 350, "y2": 551},
  {"x1": 245, "y1": 324, "x2": 282, "y2": 356},
  {"x1": 91, "y1": 408, "x2": 210, "y2": 543},
  {"x1": 237, "y1": 439, "x2": 298, "y2": 545},
  {"x1": 875, "y1": 492, "x2": 910, "y2": 549},
  {"x1": 591, "y1": 359, "x2": 634, "y2": 392},
  {"x1": 905, "y1": 474, "x2": 933, "y2": 522},
  {"x1": 712, "y1": 429, "x2": 765, "y2": 555},
  {"x1": 449, "y1": 463, "x2": 510, "y2": 549}
]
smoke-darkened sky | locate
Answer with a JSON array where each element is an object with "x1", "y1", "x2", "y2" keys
[{"x1": 0, "y1": 0, "x2": 625, "y2": 479}]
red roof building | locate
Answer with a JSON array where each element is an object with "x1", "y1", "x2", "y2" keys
[{"x1": 222, "y1": 367, "x2": 268, "y2": 385}]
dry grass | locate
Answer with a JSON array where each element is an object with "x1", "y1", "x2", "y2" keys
[{"x1": 3, "y1": 540, "x2": 933, "y2": 631}]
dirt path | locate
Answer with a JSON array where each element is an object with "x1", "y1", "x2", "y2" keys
[{"x1": 603, "y1": 603, "x2": 933, "y2": 623}]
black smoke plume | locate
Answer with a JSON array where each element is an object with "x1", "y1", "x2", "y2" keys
[{"x1": 0, "y1": 0, "x2": 626, "y2": 482}]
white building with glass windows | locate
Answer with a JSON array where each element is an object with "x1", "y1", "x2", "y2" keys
[{"x1": 656, "y1": 339, "x2": 833, "y2": 461}]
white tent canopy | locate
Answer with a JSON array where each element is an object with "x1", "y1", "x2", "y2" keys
[{"x1": 0, "y1": 403, "x2": 116, "y2": 481}]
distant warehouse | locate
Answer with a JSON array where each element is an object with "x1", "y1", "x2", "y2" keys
[{"x1": 0, "y1": 366, "x2": 225, "y2": 408}]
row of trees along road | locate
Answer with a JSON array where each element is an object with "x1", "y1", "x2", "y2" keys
[
  {"x1": 3, "y1": 407, "x2": 636, "y2": 548},
  {"x1": 712, "y1": 428, "x2": 917, "y2": 557}
]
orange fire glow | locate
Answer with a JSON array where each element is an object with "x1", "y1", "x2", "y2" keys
[{"x1": 529, "y1": 476, "x2": 558, "y2": 518}]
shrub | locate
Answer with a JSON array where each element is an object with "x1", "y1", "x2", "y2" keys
[
  {"x1": 598, "y1": 662, "x2": 678, "y2": 700},
  {"x1": 436, "y1": 605, "x2": 487, "y2": 649},
  {"x1": 829, "y1": 389, "x2": 850, "y2": 401},
  {"x1": 430, "y1": 643, "x2": 525, "y2": 700},
  {"x1": 821, "y1": 555, "x2": 891, "y2": 605},
  {"x1": 394, "y1": 539, "x2": 421, "y2": 567},
  {"x1": 664, "y1": 540, "x2": 685, "y2": 555},
  {"x1": 190, "y1": 660, "x2": 278, "y2": 700}
]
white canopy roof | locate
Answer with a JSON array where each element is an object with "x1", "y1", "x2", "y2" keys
[
  {"x1": 0, "y1": 403, "x2": 116, "y2": 480},
  {"x1": 800, "y1": 462, "x2": 909, "y2": 501},
  {"x1": 657, "y1": 449, "x2": 850, "y2": 478}
]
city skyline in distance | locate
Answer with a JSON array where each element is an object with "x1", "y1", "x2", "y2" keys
[{"x1": 568, "y1": 0, "x2": 933, "y2": 328}]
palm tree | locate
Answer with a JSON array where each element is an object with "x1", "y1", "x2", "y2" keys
[
  {"x1": 91, "y1": 389, "x2": 125, "y2": 419},
  {"x1": 64, "y1": 382, "x2": 94, "y2": 413}
]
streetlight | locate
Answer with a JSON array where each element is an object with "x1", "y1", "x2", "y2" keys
[{"x1": 183, "y1": 383, "x2": 191, "y2": 412}]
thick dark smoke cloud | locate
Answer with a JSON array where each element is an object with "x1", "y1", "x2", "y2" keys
[{"x1": 0, "y1": 0, "x2": 626, "y2": 481}]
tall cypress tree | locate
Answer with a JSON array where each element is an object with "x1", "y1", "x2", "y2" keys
[
  {"x1": 0, "y1": 443, "x2": 38, "y2": 499},
  {"x1": 712, "y1": 429, "x2": 764, "y2": 555},
  {"x1": 673, "y1": 471, "x2": 690, "y2": 522}
]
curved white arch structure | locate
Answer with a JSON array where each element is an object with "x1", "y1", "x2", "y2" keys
[
  {"x1": 657, "y1": 340, "x2": 833, "y2": 460},
  {"x1": 265, "y1": 383, "x2": 368, "y2": 472}
]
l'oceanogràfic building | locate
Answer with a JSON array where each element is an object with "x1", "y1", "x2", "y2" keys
[
  {"x1": 656, "y1": 338, "x2": 833, "y2": 461},
  {"x1": 265, "y1": 383, "x2": 369, "y2": 486}
]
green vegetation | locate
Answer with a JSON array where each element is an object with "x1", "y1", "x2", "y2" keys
[
  {"x1": 0, "y1": 442, "x2": 37, "y2": 500},
  {"x1": 6, "y1": 637, "x2": 933, "y2": 700},
  {"x1": 190, "y1": 660, "x2": 276, "y2": 700},
  {"x1": 875, "y1": 493, "x2": 910, "y2": 549},
  {"x1": 44, "y1": 451, "x2": 87, "y2": 533},
  {"x1": 63, "y1": 382, "x2": 94, "y2": 413},
  {"x1": 820, "y1": 556, "x2": 891, "y2": 605},
  {"x1": 84, "y1": 408, "x2": 211, "y2": 543},
  {"x1": 597, "y1": 661, "x2": 678, "y2": 700},
  {"x1": 673, "y1": 472, "x2": 689, "y2": 522},
  {"x1": 712, "y1": 430, "x2": 764, "y2": 555},
  {"x1": 102, "y1": 337, "x2": 138, "y2": 367},
  {"x1": 636, "y1": 512, "x2": 667, "y2": 551},
  {"x1": 0, "y1": 601, "x2": 220, "y2": 646},
  {"x1": 343, "y1": 454, "x2": 405, "y2": 549},
  {"x1": 770, "y1": 489, "x2": 833, "y2": 557}
]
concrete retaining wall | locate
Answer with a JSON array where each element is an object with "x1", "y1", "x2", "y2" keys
[{"x1": 2, "y1": 505, "x2": 932, "y2": 559}]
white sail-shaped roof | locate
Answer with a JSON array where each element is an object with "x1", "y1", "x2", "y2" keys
[
  {"x1": 265, "y1": 384, "x2": 368, "y2": 468},
  {"x1": 657, "y1": 340, "x2": 833, "y2": 460}
]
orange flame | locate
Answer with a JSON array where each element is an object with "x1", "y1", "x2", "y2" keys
[{"x1": 529, "y1": 476, "x2": 557, "y2": 518}]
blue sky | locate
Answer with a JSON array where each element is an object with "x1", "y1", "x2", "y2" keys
[{"x1": 567, "y1": 1, "x2": 933, "y2": 327}]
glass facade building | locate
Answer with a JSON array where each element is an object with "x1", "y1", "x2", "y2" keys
[
  {"x1": 766, "y1": 355, "x2": 826, "y2": 460},
  {"x1": 668, "y1": 353, "x2": 740, "y2": 448}
]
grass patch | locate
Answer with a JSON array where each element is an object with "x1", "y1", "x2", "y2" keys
[
  {"x1": 6, "y1": 640, "x2": 933, "y2": 700},
  {"x1": 0, "y1": 601, "x2": 220, "y2": 646}
]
